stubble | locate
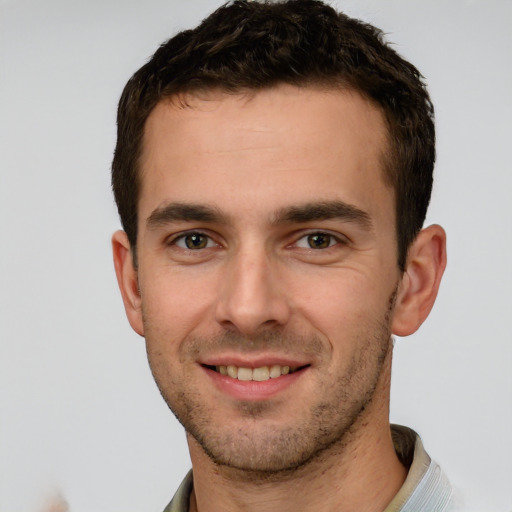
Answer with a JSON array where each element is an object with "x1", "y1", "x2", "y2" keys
[{"x1": 145, "y1": 289, "x2": 397, "y2": 477}]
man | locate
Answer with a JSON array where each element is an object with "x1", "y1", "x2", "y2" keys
[{"x1": 111, "y1": 1, "x2": 454, "y2": 510}]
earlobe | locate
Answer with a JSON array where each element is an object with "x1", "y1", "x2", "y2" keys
[
  {"x1": 112, "y1": 230, "x2": 145, "y2": 336},
  {"x1": 392, "y1": 224, "x2": 447, "y2": 337}
]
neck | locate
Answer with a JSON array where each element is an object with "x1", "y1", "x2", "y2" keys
[{"x1": 187, "y1": 352, "x2": 406, "y2": 512}]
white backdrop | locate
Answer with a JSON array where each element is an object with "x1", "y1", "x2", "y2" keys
[{"x1": 1, "y1": 1, "x2": 511, "y2": 511}]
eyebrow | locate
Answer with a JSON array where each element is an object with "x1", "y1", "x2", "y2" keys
[
  {"x1": 146, "y1": 202, "x2": 227, "y2": 229},
  {"x1": 273, "y1": 200, "x2": 373, "y2": 230},
  {"x1": 146, "y1": 199, "x2": 373, "y2": 231}
]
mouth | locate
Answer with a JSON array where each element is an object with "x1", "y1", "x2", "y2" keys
[{"x1": 203, "y1": 364, "x2": 310, "y2": 382}]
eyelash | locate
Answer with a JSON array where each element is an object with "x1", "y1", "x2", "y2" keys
[
  {"x1": 293, "y1": 231, "x2": 346, "y2": 250},
  {"x1": 167, "y1": 230, "x2": 347, "y2": 252},
  {"x1": 169, "y1": 231, "x2": 220, "y2": 250}
]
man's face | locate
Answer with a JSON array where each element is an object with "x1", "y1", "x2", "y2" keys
[{"x1": 131, "y1": 85, "x2": 402, "y2": 472}]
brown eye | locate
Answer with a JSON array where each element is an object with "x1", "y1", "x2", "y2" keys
[
  {"x1": 175, "y1": 233, "x2": 212, "y2": 250},
  {"x1": 307, "y1": 233, "x2": 332, "y2": 249},
  {"x1": 186, "y1": 233, "x2": 207, "y2": 249}
]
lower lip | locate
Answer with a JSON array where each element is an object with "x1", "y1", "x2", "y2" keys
[{"x1": 203, "y1": 366, "x2": 307, "y2": 401}]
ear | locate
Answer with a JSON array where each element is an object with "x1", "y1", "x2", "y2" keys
[
  {"x1": 112, "y1": 230, "x2": 144, "y2": 336},
  {"x1": 392, "y1": 224, "x2": 447, "y2": 336}
]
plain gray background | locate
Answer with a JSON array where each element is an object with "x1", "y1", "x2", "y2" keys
[{"x1": 1, "y1": 0, "x2": 511, "y2": 511}]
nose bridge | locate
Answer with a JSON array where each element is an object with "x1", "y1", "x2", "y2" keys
[{"x1": 215, "y1": 241, "x2": 290, "y2": 334}]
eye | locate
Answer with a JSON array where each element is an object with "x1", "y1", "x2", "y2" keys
[
  {"x1": 295, "y1": 232, "x2": 339, "y2": 249},
  {"x1": 173, "y1": 232, "x2": 216, "y2": 250}
]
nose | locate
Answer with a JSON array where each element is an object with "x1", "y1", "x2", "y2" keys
[{"x1": 214, "y1": 246, "x2": 291, "y2": 336}]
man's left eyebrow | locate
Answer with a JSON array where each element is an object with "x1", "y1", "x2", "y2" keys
[
  {"x1": 273, "y1": 201, "x2": 373, "y2": 230},
  {"x1": 146, "y1": 202, "x2": 227, "y2": 229}
]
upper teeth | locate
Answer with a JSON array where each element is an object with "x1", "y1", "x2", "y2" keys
[{"x1": 217, "y1": 365, "x2": 292, "y2": 381}]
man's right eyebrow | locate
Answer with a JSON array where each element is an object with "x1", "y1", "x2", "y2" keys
[{"x1": 146, "y1": 202, "x2": 227, "y2": 229}]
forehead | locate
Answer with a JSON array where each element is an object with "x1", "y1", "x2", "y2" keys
[{"x1": 138, "y1": 85, "x2": 392, "y2": 224}]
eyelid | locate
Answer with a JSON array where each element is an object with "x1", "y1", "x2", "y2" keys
[
  {"x1": 290, "y1": 229, "x2": 350, "y2": 249},
  {"x1": 166, "y1": 229, "x2": 221, "y2": 249}
]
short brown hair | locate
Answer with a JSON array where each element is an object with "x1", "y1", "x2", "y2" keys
[{"x1": 112, "y1": 0, "x2": 435, "y2": 270}]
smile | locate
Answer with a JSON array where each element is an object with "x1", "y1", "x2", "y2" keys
[
  {"x1": 209, "y1": 364, "x2": 303, "y2": 382},
  {"x1": 201, "y1": 362, "x2": 311, "y2": 400},
  {"x1": 206, "y1": 364, "x2": 309, "y2": 382}
]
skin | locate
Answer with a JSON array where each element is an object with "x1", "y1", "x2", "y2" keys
[{"x1": 113, "y1": 84, "x2": 446, "y2": 511}]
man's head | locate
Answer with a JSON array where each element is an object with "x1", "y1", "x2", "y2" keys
[
  {"x1": 112, "y1": 0, "x2": 435, "y2": 271},
  {"x1": 111, "y1": 0, "x2": 446, "y2": 476}
]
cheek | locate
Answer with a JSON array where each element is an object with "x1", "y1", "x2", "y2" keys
[
  {"x1": 139, "y1": 266, "x2": 218, "y2": 344},
  {"x1": 293, "y1": 269, "x2": 381, "y2": 319},
  {"x1": 290, "y1": 269, "x2": 393, "y2": 352}
]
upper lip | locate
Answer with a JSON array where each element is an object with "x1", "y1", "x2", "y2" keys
[{"x1": 199, "y1": 353, "x2": 312, "y2": 368}]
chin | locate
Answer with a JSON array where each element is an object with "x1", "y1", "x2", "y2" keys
[{"x1": 180, "y1": 391, "x2": 376, "y2": 476}]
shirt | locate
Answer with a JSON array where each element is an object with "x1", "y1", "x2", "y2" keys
[{"x1": 162, "y1": 425, "x2": 456, "y2": 512}]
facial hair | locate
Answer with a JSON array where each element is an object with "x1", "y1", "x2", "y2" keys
[{"x1": 145, "y1": 289, "x2": 397, "y2": 476}]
